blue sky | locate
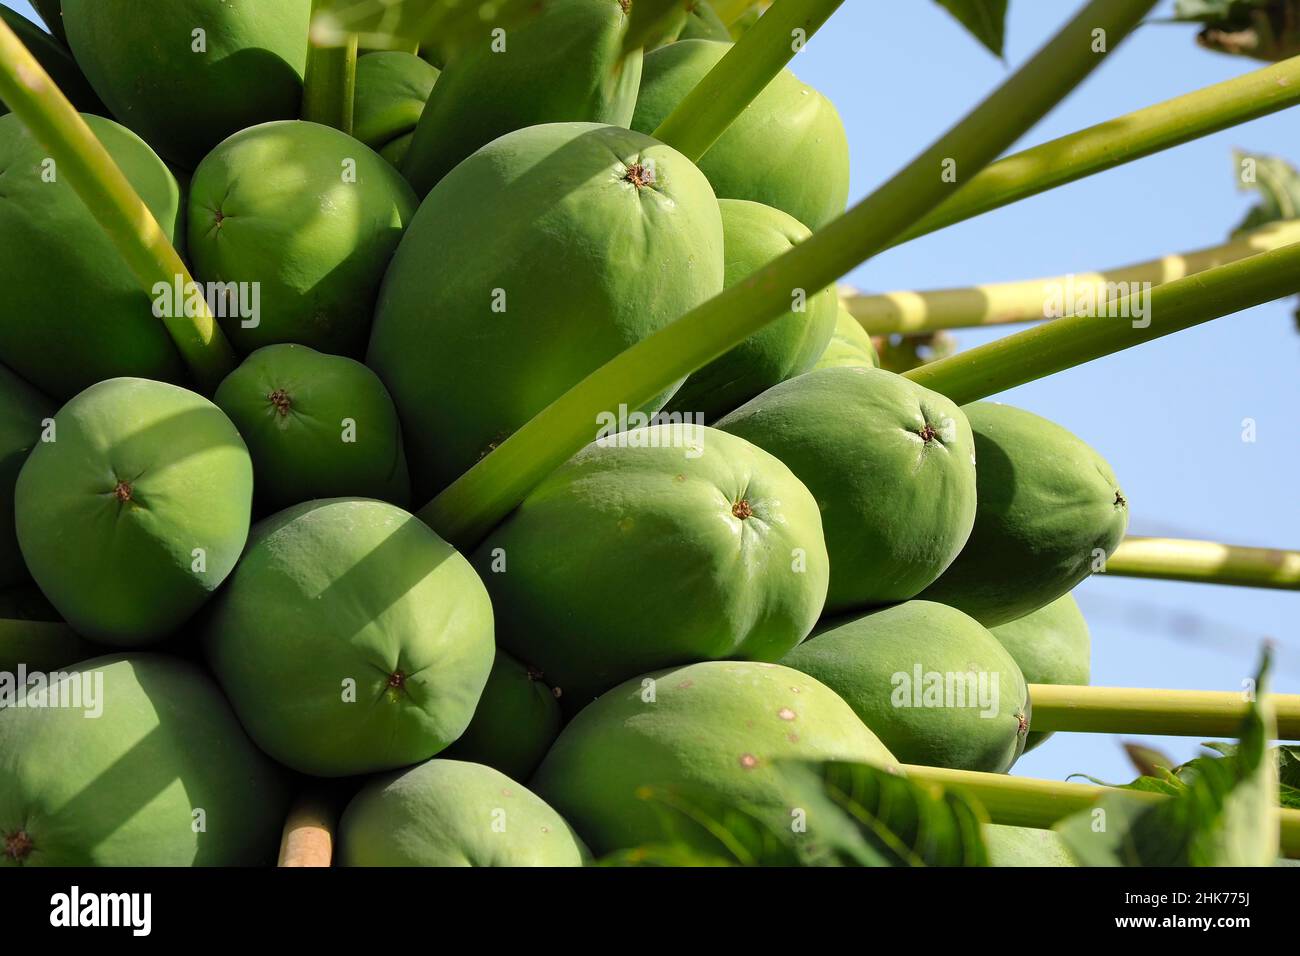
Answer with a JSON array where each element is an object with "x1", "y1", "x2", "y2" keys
[{"x1": 7, "y1": 0, "x2": 1296, "y2": 786}]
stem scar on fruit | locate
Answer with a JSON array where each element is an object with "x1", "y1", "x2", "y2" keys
[{"x1": 3, "y1": 830, "x2": 33, "y2": 861}]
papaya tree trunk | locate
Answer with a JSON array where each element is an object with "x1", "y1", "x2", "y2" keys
[{"x1": 303, "y1": 2, "x2": 358, "y2": 134}]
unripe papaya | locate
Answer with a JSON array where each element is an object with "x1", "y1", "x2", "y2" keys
[
  {"x1": 203, "y1": 498, "x2": 494, "y2": 777},
  {"x1": 663, "y1": 199, "x2": 838, "y2": 421},
  {"x1": 0, "y1": 586, "x2": 94, "y2": 673},
  {"x1": 444, "y1": 650, "x2": 562, "y2": 783},
  {"x1": 0, "y1": 654, "x2": 288, "y2": 866},
  {"x1": 989, "y1": 593, "x2": 1091, "y2": 752},
  {"x1": 0, "y1": 8, "x2": 105, "y2": 116},
  {"x1": 679, "y1": 1, "x2": 732, "y2": 41},
  {"x1": 353, "y1": 52, "x2": 440, "y2": 167},
  {"x1": 339, "y1": 759, "x2": 588, "y2": 866},
  {"x1": 632, "y1": 39, "x2": 849, "y2": 229},
  {"x1": 30, "y1": 0, "x2": 67, "y2": 45},
  {"x1": 984, "y1": 824, "x2": 1078, "y2": 866},
  {"x1": 814, "y1": 305, "x2": 879, "y2": 370},
  {"x1": 531, "y1": 660, "x2": 896, "y2": 855},
  {"x1": 213, "y1": 344, "x2": 410, "y2": 514},
  {"x1": 188, "y1": 121, "x2": 418, "y2": 356},
  {"x1": 61, "y1": 0, "x2": 310, "y2": 168},
  {"x1": 0, "y1": 364, "x2": 53, "y2": 587},
  {"x1": 473, "y1": 424, "x2": 829, "y2": 705},
  {"x1": 717, "y1": 367, "x2": 977, "y2": 612},
  {"x1": 368, "y1": 122, "x2": 725, "y2": 498},
  {"x1": 919, "y1": 402, "x2": 1129, "y2": 626},
  {"x1": 402, "y1": 0, "x2": 641, "y2": 196},
  {"x1": 782, "y1": 601, "x2": 1030, "y2": 773},
  {"x1": 15, "y1": 378, "x2": 252, "y2": 646},
  {"x1": 0, "y1": 113, "x2": 187, "y2": 399}
]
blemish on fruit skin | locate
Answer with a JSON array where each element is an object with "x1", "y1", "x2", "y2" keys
[
  {"x1": 788, "y1": 733, "x2": 800, "y2": 743},
  {"x1": 1114, "y1": 490, "x2": 1127, "y2": 508},
  {"x1": 739, "y1": 753, "x2": 758, "y2": 769},
  {"x1": 778, "y1": 707, "x2": 796, "y2": 721},
  {"x1": 387, "y1": 671, "x2": 406, "y2": 693},
  {"x1": 677, "y1": 679, "x2": 694, "y2": 690},
  {"x1": 3, "y1": 830, "x2": 33, "y2": 861},
  {"x1": 1015, "y1": 712, "x2": 1029, "y2": 736}
]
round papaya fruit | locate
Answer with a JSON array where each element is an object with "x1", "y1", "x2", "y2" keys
[
  {"x1": 984, "y1": 824, "x2": 1078, "y2": 867},
  {"x1": 339, "y1": 759, "x2": 588, "y2": 866},
  {"x1": 663, "y1": 199, "x2": 838, "y2": 421},
  {"x1": 15, "y1": 378, "x2": 252, "y2": 646},
  {"x1": 0, "y1": 364, "x2": 53, "y2": 587},
  {"x1": 203, "y1": 498, "x2": 494, "y2": 777},
  {"x1": 0, "y1": 586, "x2": 95, "y2": 673},
  {"x1": 530, "y1": 660, "x2": 896, "y2": 855},
  {"x1": 0, "y1": 113, "x2": 187, "y2": 399},
  {"x1": 632, "y1": 39, "x2": 850, "y2": 230},
  {"x1": 401, "y1": 0, "x2": 642, "y2": 196},
  {"x1": 0, "y1": 7, "x2": 106, "y2": 116},
  {"x1": 919, "y1": 402, "x2": 1129, "y2": 626},
  {"x1": 368, "y1": 122, "x2": 725, "y2": 498},
  {"x1": 213, "y1": 344, "x2": 410, "y2": 514},
  {"x1": 781, "y1": 601, "x2": 1030, "y2": 773},
  {"x1": 187, "y1": 121, "x2": 418, "y2": 356},
  {"x1": 716, "y1": 367, "x2": 977, "y2": 613},
  {"x1": 61, "y1": 0, "x2": 310, "y2": 168},
  {"x1": 989, "y1": 593, "x2": 1091, "y2": 752},
  {"x1": 814, "y1": 305, "x2": 880, "y2": 370},
  {"x1": 444, "y1": 649, "x2": 562, "y2": 783},
  {"x1": 472, "y1": 424, "x2": 829, "y2": 705},
  {"x1": 0, "y1": 653, "x2": 288, "y2": 866},
  {"x1": 353, "y1": 52, "x2": 440, "y2": 168}
]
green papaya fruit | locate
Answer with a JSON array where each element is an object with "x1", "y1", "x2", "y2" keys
[
  {"x1": 531, "y1": 660, "x2": 896, "y2": 855},
  {"x1": 339, "y1": 759, "x2": 589, "y2": 866},
  {"x1": 368, "y1": 122, "x2": 725, "y2": 498},
  {"x1": 213, "y1": 344, "x2": 410, "y2": 514},
  {"x1": 15, "y1": 378, "x2": 252, "y2": 646},
  {"x1": 401, "y1": 0, "x2": 642, "y2": 196},
  {"x1": 472, "y1": 424, "x2": 829, "y2": 705},
  {"x1": 29, "y1": 0, "x2": 67, "y2": 45},
  {"x1": 0, "y1": 113, "x2": 187, "y2": 399},
  {"x1": 0, "y1": 364, "x2": 53, "y2": 587},
  {"x1": 989, "y1": 593, "x2": 1091, "y2": 752},
  {"x1": 61, "y1": 0, "x2": 310, "y2": 168},
  {"x1": 814, "y1": 305, "x2": 879, "y2": 370},
  {"x1": 919, "y1": 402, "x2": 1129, "y2": 626},
  {"x1": 679, "y1": 1, "x2": 732, "y2": 41},
  {"x1": 353, "y1": 52, "x2": 440, "y2": 168},
  {"x1": 444, "y1": 649, "x2": 562, "y2": 782},
  {"x1": 716, "y1": 367, "x2": 977, "y2": 612},
  {"x1": 203, "y1": 498, "x2": 495, "y2": 777},
  {"x1": 187, "y1": 121, "x2": 418, "y2": 356},
  {"x1": 0, "y1": 653, "x2": 288, "y2": 866},
  {"x1": 663, "y1": 199, "x2": 838, "y2": 421},
  {"x1": 632, "y1": 39, "x2": 849, "y2": 230},
  {"x1": 782, "y1": 601, "x2": 1030, "y2": 773},
  {"x1": 0, "y1": 586, "x2": 95, "y2": 673},
  {"x1": 0, "y1": 7, "x2": 105, "y2": 116},
  {"x1": 984, "y1": 824, "x2": 1079, "y2": 867}
]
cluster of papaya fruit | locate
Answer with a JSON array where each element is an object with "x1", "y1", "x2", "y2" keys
[{"x1": 0, "y1": 0, "x2": 1127, "y2": 867}]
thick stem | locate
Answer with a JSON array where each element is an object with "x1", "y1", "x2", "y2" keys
[
  {"x1": 419, "y1": 0, "x2": 1159, "y2": 549},
  {"x1": 0, "y1": 19, "x2": 237, "y2": 392},
  {"x1": 302, "y1": 16, "x2": 358, "y2": 134},
  {"x1": 846, "y1": 219, "x2": 1300, "y2": 335},
  {"x1": 904, "y1": 238, "x2": 1300, "y2": 405},
  {"x1": 1102, "y1": 537, "x2": 1300, "y2": 590},
  {"x1": 891, "y1": 55, "x2": 1300, "y2": 249},
  {"x1": 1029, "y1": 685, "x2": 1300, "y2": 738},
  {"x1": 277, "y1": 788, "x2": 337, "y2": 868},
  {"x1": 652, "y1": 0, "x2": 844, "y2": 162}
]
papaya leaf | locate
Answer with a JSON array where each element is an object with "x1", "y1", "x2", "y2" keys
[
  {"x1": 1230, "y1": 149, "x2": 1300, "y2": 234},
  {"x1": 1169, "y1": 0, "x2": 1300, "y2": 61},
  {"x1": 1124, "y1": 742, "x2": 1177, "y2": 778},
  {"x1": 934, "y1": 0, "x2": 1009, "y2": 58}
]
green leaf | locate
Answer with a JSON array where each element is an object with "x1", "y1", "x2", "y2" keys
[
  {"x1": 934, "y1": 0, "x2": 1009, "y2": 57},
  {"x1": 1230, "y1": 149, "x2": 1300, "y2": 234},
  {"x1": 1169, "y1": 0, "x2": 1300, "y2": 62}
]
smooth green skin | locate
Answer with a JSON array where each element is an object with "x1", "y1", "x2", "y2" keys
[
  {"x1": 531, "y1": 660, "x2": 896, "y2": 855},
  {"x1": 984, "y1": 824, "x2": 1078, "y2": 867},
  {"x1": 340, "y1": 759, "x2": 588, "y2": 867},
  {"x1": 369, "y1": 122, "x2": 725, "y2": 498},
  {"x1": 402, "y1": 0, "x2": 643, "y2": 196},
  {"x1": 783, "y1": 601, "x2": 1030, "y2": 773},
  {"x1": 353, "y1": 52, "x2": 439, "y2": 168},
  {"x1": 213, "y1": 344, "x2": 410, "y2": 514},
  {"x1": 0, "y1": 113, "x2": 187, "y2": 399},
  {"x1": 187, "y1": 121, "x2": 418, "y2": 357},
  {"x1": 990, "y1": 593, "x2": 1091, "y2": 753},
  {"x1": 203, "y1": 498, "x2": 495, "y2": 778},
  {"x1": 678, "y1": 1, "x2": 731, "y2": 41},
  {"x1": 0, "y1": 654, "x2": 288, "y2": 866},
  {"x1": 0, "y1": 364, "x2": 54, "y2": 587},
  {"x1": 664, "y1": 199, "x2": 837, "y2": 422},
  {"x1": 632, "y1": 40, "x2": 850, "y2": 230},
  {"x1": 15, "y1": 378, "x2": 252, "y2": 646},
  {"x1": 717, "y1": 367, "x2": 977, "y2": 613},
  {"x1": 920, "y1": 402, "x2": 1129, "y2": 627},
  {"x1": 473, "y1": 424, "x2": 829, "y2": 706},
  {"x1": 444, "y1": 649, "x2": 562, "y2": 783},
  {"x1": 0, "y1": 8, "x2": 105, "y2": 116},
  {"x1": 0, "y1": 586, "x2": 95, "y2": 673},
  {"x1": 814, "y1": 305, "x2": 879, "y2": 370},
  {"x1": 61, "y1": 0, "x2": 310, "y2": 168}
]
